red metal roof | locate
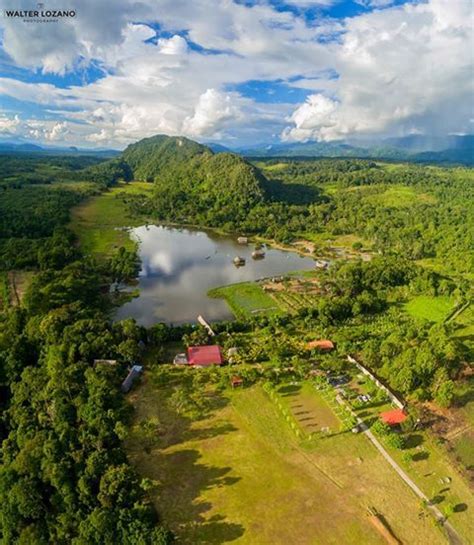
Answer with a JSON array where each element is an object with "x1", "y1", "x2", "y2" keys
[
  {"x1": 187, "y1": 345, "x2": 222, "y2": 366},
  {"x1": 380, "y1": 409, "x2": 407, "y2": 425}
]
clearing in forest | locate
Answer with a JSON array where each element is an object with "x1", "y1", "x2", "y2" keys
[
  {"x1": 404, "y1": 295, "x2": 455, "y2": 322},
  {"x1": 69, "y1": 181, "x2": 152, "y2": 257}
]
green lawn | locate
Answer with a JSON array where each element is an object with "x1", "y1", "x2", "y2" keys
[
  {"x1": 125, "y1": 370, "x2": 450, "y2": 545},
  {"x1": 404, "y1": 295, "x2": 455, "y2": 322},
  {"x1": 208, "y1": 282, "x2": 282, "y2": 319},
  {"x1": 69, "y1": 181, "x2": 152, "y2": 257}
]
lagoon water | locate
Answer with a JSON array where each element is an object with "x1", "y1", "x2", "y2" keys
[{"x1": 114, "y1": 225, "x2": 315, "y2": 326}]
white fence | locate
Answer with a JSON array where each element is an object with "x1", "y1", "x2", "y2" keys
[{"x1": 347, "y1": 355, "x2": 405, "y2": 409}]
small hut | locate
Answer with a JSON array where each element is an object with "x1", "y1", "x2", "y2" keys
[
  {"x1": 231, "y1": 376, "x2": 243, "y2": 388},
  {"x1": 227, "y1": 347, "x2": 239, "y2": 363},
  {"x1": 380, "y1": 409, "x2": 407, "y2": 426},
  {"x1": 173, "y1": 353, "x2": 188, "y2": 365},
  {"x1": 121, "y1": 365, "x2": 143, "y2": 393},
  {"x1": 315, "y1": 259, "x2": 330, "y2": 270},
  {"x1": 94, "y1": 359, "x2": 117, "y2": 366},
  {"x1": 306, "y1": 340, "x2": 335, "y2": 352},
  {"x1": 237, "y1": 237, "x2": 248, "y2": 244}
]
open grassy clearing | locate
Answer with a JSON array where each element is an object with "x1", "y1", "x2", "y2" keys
[
  {"x1": 208, "y1": 282, "x2": 282, "y2": 319},
  {"x1": 404, "y1": 295, "x2": 455, "y2": 322},
  {"x1": 125, "y1": 369, "x2": 451, "y2": 545},
  {"x1": 365, "y1": 185, "x2": 437, "y2": 207},
  {"x1": 69, "y1": 181, "x2": 152, "y2": 257}
]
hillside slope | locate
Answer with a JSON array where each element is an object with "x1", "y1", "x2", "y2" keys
[{"x1": 120, "y1": 135, "x2": 267, "y2": 226}]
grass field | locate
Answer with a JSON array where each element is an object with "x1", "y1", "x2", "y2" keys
[
  {"x1": 404, "y1": 295, "x2": 455, "y2": 322},
  {"x1": 208, "y1": 282, "x2": 282, "y2": 319},
  {"x1": 125, "y1": 370, "x2": 451, "y2": 545},
  {"x1": 69, "y1": 181, "x2": 152, "y2": 257},
  {"x1": 365, "y1": 186, "x2": 436, "y2": 207}
]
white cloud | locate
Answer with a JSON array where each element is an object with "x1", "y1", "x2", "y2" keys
[
  {"x1": 183, "y1": 89, "x2": 241, "y2": 137},
  {"x1": 284, "y1": 0, "x2": 474, "y2": 141},
  {"x1": 0, "y1": 114, "x2": 21, "y2": 133},
  {"x1": 0, "y1": 0, "x2": 471, "y2": 146}
]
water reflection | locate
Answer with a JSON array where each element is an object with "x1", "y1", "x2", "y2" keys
[{"x1": 114, "y1": 225, "x2": 315, "y2": 326}]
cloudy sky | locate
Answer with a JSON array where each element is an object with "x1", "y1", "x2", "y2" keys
[{"x1": 0, "y1": 0, "x2": 472, "y2": 148}]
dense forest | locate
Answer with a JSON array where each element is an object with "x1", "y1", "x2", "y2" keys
[{"x1": 0, "y1": 154, "x2": 172, "y2": 543}]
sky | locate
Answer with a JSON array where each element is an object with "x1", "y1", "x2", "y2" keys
[{"x1": 0, "y1": 0, "x2": 472, "y2": 149}]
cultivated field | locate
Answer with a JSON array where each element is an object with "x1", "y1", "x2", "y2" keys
[
  {"x1": 125, "y1": 369, "x2": 452, "y2": 545},
  {"x1": 208, "y1": 282, "x2": 282, "y2": 319}
]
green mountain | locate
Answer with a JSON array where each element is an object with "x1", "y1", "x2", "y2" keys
[
  {"x1": 122, "y1": 135, "x2": 210, "y2": 180},
  {"x1": 120, "y1": 134, "x2": 267, "y2": 226}
]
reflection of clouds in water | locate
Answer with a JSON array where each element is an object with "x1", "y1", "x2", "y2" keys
[
  {"x1": 117, "y1": 224, "x2": 315, "y2": 326},
  {"x1": 147, "y1": 252, "x2": 174, "y2": 275},
  {"x1": 134, "y1": 225, "x2": 216, "y2": 278}
]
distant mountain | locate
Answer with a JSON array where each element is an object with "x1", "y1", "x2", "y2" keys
[
  {"x1": 120, "y1": 134, "x2": 267, "y2": 220},
  {"x1": 237, "y1": 140, "x2": 390, "y2": 158},
  {"x1": 207, "y1": 142, "x2": 232, "y2": 153},
  {"x1": 0, "y1": 142, "x2": 44, "y2": 152},
  {"x1": 382, "y1": 134, "x2": 474, "y2": 153},
  {"x1": 0, "y1": 139, "x2": 120, "y2": 157},
  {"x1": 236, "y1": 135, "x2": 473, "y2": 165}
]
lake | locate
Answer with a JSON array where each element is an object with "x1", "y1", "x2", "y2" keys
[{"x1": 114, "y1": 225, "x2": 316, "y2": 326}]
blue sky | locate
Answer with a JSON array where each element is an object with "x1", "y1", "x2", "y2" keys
[{"x1": 0, "y1": 0, "x2": 471, "y2": 148}]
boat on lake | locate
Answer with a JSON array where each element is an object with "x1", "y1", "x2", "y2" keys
[{"x1": 233, "y1": 256, "x2": 246, "y2": 266}]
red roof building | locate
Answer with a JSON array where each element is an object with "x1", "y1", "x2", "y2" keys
[
  {"x1": 380, "y1": 408, "x2": 407, "y2": 426},
  {"x1": 187, "y1": 345, "x2": 223, "y2": 367},
  {"x1": 306, "y1": 339, "x2": 335, "y2": 351},
  {"x1": 231, "y1": 376, "x2": 243, "y2": 388}
]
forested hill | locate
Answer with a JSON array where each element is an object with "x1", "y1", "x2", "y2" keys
[
  {"x1": 121, "y1": 135, "x2": 210, "y2": 179},
  {"x1": 118, "y1": 134, "x2": 268, "y2": 226}
]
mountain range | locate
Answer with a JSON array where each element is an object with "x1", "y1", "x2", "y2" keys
[
  {"x1": 1, "y1": 134, "x2": 472, "y2": 165},
  {"x1": 233, "y1": 135, "x2": 473, "y2": 164}
]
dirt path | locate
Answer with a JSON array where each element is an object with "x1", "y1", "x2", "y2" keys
[{"x1": 360, "y1": 421, "x2": 464, "y2": 545}]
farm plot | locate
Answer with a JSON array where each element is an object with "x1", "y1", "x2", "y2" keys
[
  {"x1": 208, "y1": 282, "x2": 282, "y2": 319},
  {"x1": 276, "y1": 381, "x2": 341, "y2": 434},
  {"x1": 271, "y1": 291, "x2": 320, "y2": 313}
]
